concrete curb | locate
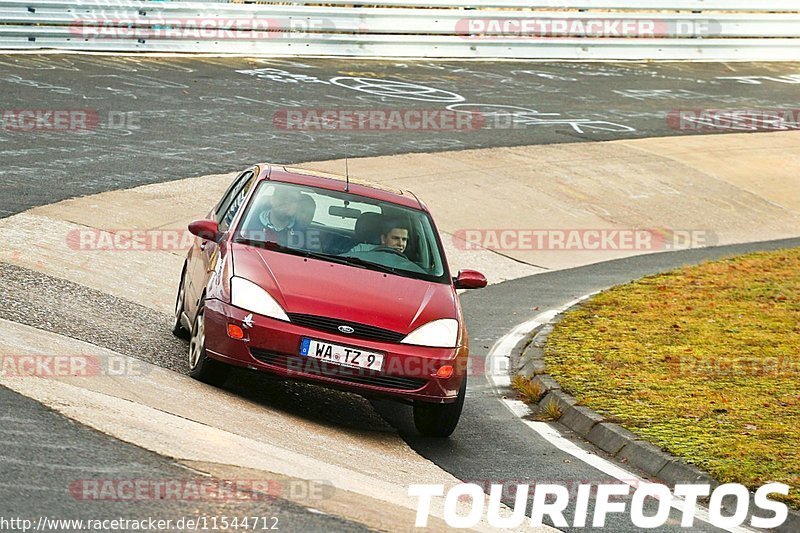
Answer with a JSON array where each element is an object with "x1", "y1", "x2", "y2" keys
[{"x1": 514, "y1": 302, "x2": 800, "y2": 532}]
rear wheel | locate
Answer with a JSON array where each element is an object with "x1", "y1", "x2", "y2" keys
[
  {"x1": 188, "y1": 305, "x2": 230, "y2": 387},
  {"x1": 413, "y1": 378, "x2": 466, "y2": 438},
  {"x1": 172, "y1": 265, "x2": 190, "y2": 340}
]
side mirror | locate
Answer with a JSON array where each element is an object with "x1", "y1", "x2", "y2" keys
[
  {"x1": 454, "y1": 269, "x2": 487, "y2": 290},
  {"x1": 188, "y1": 219, "x2": 220, "y2": 242}
]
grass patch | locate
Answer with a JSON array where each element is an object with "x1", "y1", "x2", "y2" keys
[
  {"x1": 545, "y1": 247, "x2": 800, "y2": 508},
  {"x1": 536, "y1": 397, "x2": 563, "y2": 421},
  {"x1": 511, "y1": 375, "x2": 544, "y2": 404}
]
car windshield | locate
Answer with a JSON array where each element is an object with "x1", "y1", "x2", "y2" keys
[{"x1": 234, "y1": 181, "x2": 450, "y2": 283}]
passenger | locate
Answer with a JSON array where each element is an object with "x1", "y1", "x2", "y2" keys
[
  {"x1": 297, "y1": 194, "x2": 316, "y2": 227},
  {"x1": 258, "y1": 185, "x2": 300, "y2": 238},
  {"x1": 245, "y1": 186, "x2": 319, "y2": 250}
]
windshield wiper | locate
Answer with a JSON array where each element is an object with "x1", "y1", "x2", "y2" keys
[
  {"x1": 234, "y1": 237, "x2": 291, "y2": 252},
  {"x1": 335, "y1": 255, "x2": 408, "y2": 276},
  {"x1": 235, "y1": 238, "x2": 419, "y2": 277},
  {"x1": 234, "y1": 238, "x2": 370, "y2": 268}
]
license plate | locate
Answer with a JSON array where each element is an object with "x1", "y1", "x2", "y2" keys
[{"x1": 299, "y1": 338, "x2": 384, "y2": 371}]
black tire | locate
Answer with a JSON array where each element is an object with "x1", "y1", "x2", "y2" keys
[
  {"x1": 188, "y1": 305, "x2": 230, "y2": 387},
  {"x1": 172, "y1": 264, "x2": 190, "y2": 340},
  {"x1": 413, "y1": 377, "x2": 466, "y2": 438}
]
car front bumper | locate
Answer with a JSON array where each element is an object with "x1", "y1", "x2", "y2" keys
[{"x1": 203, "y1": 299, "x2": 467, "y2": 403}]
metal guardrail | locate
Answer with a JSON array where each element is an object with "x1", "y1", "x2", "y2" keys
[
  {"x1": 2, "y1": 0, "x2": 800, "y2": 59},
  {"x1": 28, "y1": 0, "x2": 797, "y2": 11},
  {"x1": 256, "y1": 0, "x2": 800, "y2": 10}
]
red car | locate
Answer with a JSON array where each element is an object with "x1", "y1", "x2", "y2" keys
[{"x1": 173, "y1": 164, "x2": 486, "y2": 437}]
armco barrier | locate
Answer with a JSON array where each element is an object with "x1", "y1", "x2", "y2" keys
[{"x1": 1, "y1": 0, "x2": 799, "y2": 60}]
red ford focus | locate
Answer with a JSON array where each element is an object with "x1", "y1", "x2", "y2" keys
[{"x1": 173, "y1": 164, "x2": 486, "y2": 437}]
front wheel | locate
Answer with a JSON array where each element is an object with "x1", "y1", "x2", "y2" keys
[
  {"x1": 413, "y1": 378, "x2": 466, "y2": 438},
  {"x1": 188, "y1": 305, "x2": 230, "y2": 387},
  {"x1": 172, "y1": 264, "x2": 190, "y2": 340}
]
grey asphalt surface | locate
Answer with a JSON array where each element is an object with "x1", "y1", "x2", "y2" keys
[
  {"x1": 376, "y1": 236, "x2": 800, "y2": 532},
  {"x1": 0, "y1": 386, "x2": 372, "y2": 533},
  {"x1": 3, "y1": 240, "x2": 799, "y2": 531},
  {"x1": 2, "y1": 54, "x2": 800, "y2": 531},
  {"x1": 2, "y1": 55, "x2": 800, "y2": 217},
  {"x1": 0, "y1": 261, "x2": 396, "y2": 434}
]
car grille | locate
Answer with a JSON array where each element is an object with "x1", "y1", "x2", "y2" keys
[
  {"x1": 250, "y1": 349, "x2": 427, "y2": 391},
  {"x1": 286, "y1": 313, "x2": 406, "y2": 343}
]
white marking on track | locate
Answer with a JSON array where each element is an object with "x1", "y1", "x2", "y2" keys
[
  {"x1": 484, "y1": 293, "x2": 594, "y2": 394},
  {"x1": 486, "y1": 293, "x2": 758, "y2": 533}
]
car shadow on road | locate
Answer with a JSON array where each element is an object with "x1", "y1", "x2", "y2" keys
[{"x1": 215, "y1": 364, "x2": 398, "y2": 435}]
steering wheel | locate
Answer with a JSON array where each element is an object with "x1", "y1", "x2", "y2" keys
[{"x1": 372, "y1": 246, "x2": 406, "y2": 257}]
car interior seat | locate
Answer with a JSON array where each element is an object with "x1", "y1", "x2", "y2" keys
[{"x1": 352, "y1": 212, "x2": 383, "y2": 246}]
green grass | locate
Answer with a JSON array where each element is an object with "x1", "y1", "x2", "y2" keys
[
  {"x1": 511, "y1": 375, "x2": 544, "y2": 404},
  {"x1": 545, "y1": 248, "x2": 800, "y2": 508}
]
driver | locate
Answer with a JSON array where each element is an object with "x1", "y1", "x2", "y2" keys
[
  {"x1": 345, "y1": 218, "x2": 410, "y2": 255},
  {"x1": 344, "y1": 218, "x2": 425, "y2": 273},
  {"x1": 379, "y1": 219, "x2": 409, "y2": 254}
]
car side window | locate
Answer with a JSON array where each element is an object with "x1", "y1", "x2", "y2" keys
[
  {"x1": 218, "y1": 171, "x2": 255, "y2": 231},
  {"x1": 214, "y1": 171, "x2": 253, "y2": 223}
]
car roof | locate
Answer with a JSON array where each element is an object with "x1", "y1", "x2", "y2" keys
[{"x1": 255, "y1": 165, "x2": 426, "y2": 211}]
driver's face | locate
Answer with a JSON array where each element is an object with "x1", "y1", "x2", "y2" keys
[{"x1": 381, "y1": 228, "x2": 408, "y2": 253}]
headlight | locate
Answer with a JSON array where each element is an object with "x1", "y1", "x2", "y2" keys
[
  {"x1": 401, "y1": 319, "x2": 459, "y2": 348},
  {"x1": 230, "y1": 276, "x2": 290, "y2": 322}
]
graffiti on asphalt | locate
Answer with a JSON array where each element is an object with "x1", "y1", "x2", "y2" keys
[{"x1": 237, "y1": 69, "x2": 636, "y2": 134}]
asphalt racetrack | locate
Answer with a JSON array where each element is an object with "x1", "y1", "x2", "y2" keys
[
  {"x1": 2, "y1": 55, "x2": 799, "y2": 532},
  {"x1": 3, "y1": 55, "x2": 800, "y2": 216}
]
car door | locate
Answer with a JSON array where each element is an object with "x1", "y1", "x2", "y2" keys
[{"x1": 185, "y1": 169, "x2": 257, "y2": 321}]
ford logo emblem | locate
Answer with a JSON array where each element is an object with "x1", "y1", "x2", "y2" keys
[{"x1": 338, "y1": 325, "x2": 355, "y2": 334}]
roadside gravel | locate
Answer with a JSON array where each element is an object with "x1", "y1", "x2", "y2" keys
[
  {"x1": 0, "y1": 261, "x2": 393, "y2": 432},
  {"x1": 0, "y1": 261, "x2": 186, "y2": 372}
]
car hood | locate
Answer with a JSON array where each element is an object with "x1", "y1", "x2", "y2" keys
[{"x1": 231, "y1": 244, "x2": 457, "y2": 334}]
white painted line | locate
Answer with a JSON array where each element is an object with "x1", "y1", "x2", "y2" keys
[
  {"x1": 501, "y1": 398, "x2": 531, "y2": 419},
  {"x1": 523, "y1": 419, "x2": 758, "y2": 533},
  {"x1": 484, "y1": 293, "x2": 595, "y2": 394},
  {"x1": 485, "y1": 294, "x2": 759, "y2": 533}
]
